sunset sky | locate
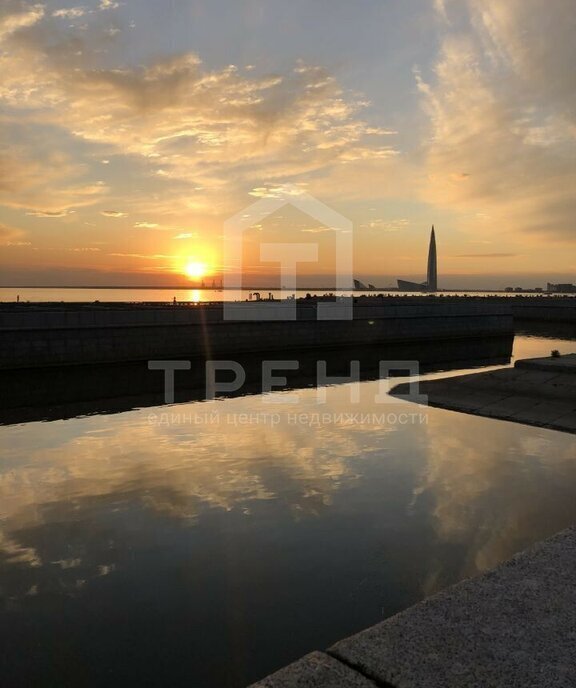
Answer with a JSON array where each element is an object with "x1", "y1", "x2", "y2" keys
[{"x1": 1, "y1": 0, "x2": 575, "y2": 288}]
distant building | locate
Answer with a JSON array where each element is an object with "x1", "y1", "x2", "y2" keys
[
  {"x1": 353, "y1": 279, "x2": 377, "y2": 291},
  {"x1": 506, "y1": 286, "x2": 544, "y2": 293},
  {"x1": 397, "y1": 226, "x2": 438, "y2": 292},
  {"x1": 547, "y1": 283, "x2": 576, "y2": 293}
]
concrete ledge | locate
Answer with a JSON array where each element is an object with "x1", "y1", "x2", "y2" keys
[
  {"x1": 391, "y1": 354, "x2": 576, "y2": 433},
  {"x1": 249, "y1": 651, "x2": 378, "y2": 687},
  {"x1": 516, "y1": 353, "x2": 576, "y2": 374},
  {"x1": 330, "y1": 526, "x2": 576, "y2": 688}
]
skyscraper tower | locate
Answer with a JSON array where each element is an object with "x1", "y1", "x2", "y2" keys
[
  {"x1": 396, "y1": 225, "x2": 439, "y2": 292},
  {"x1": 427, "y1": 225, "x2": 437, "y2": 291}
]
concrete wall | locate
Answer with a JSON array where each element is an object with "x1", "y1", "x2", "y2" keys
[
  {"x1": 510, "y1": 297, "x2": 576, "y2": 322},
  {"x1": 0, "y1": 335, "x2": 514, "y2": 422},
  {"x1": 0, "y1": 300, "x2": 513, "y2": 369}
]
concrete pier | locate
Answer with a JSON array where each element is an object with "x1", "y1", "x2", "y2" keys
[{"x1": 250, "y1": 526, "x2": 576, "y2": 687}]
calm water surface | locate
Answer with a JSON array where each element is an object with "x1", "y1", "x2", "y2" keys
[{"x1": 0, "y1": 335, "x2": 575, "y2": 687}]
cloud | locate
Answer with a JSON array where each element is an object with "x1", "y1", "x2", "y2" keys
[
  {"x1": 455, "y1": 253, "x2": 518, "y2": 258},
  {"x1": 0, "y1": 222, "x2": 26, "y2": 245},
  {"x1": 52, "y1": 7, "x2": 86, "y2": 19},
  {"x1": 0, "y1": 3, "x2": 44, "y2": 42},
  {"x1": 249, "y1": 184, "x2": 309, "y2": 199},
  {"x1": 52, "y1": 2, "x2": 118, "y2": 19},
  {"x1": 0, "y1": 132, "x2": 107, "y2": 213},
  {"x1": 360, "y1": 218, "x2": 409, "y2": 231},
  {"x1": 26, "y1": 209, "x2": 75, "y2": 218},
  {"x1": 421, "y1": 0, "x2": 576, "y2": 240},
  {"x1": 100, "y1": 210, "x2": 127, "y2": 217},
  {"x1": 108, "y1": 252, "x2": 173, "y2": 259},
  {"x1": 173, "y1": 232, "x2": 197, "y2": 239},
  {"x1": 0, "y1": 8, "x2": 399, "y2": 216},
  {"x1": 134, "y1": 221, "x2": 159, "y2": 229}
]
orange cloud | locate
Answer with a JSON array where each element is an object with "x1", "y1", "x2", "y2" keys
[{"x1": 421, "y1": 0, "x2": 576, "y2": 240}]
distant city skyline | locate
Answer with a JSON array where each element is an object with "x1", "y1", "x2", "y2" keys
[
  {"x1": 1, "y1": 270, "x2": 570, "y2": 291},
  {"x1": 1, "y1": 0, "x2": 575, "y2": 288}
]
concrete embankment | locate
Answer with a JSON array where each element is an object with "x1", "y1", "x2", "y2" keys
[
  {"x1": 509, "y1": 295, "x2": 576, "y2": 322},
  {"x1": 251, "y1": 526, "x2": 576, "y2": 687},
  {"x1": 0, "y1": 338, "x2": 513, "y2": 424},
  {"x1": 0, "y1": 298, "x2": 513, "y2": 370},
  {"x1": 392, "y1": 353, "x2": 576, "y2": 433}
]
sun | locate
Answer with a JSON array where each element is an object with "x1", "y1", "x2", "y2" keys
[{"x1": 184, "y1": 261, "x2": 207, "y2": 280}]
